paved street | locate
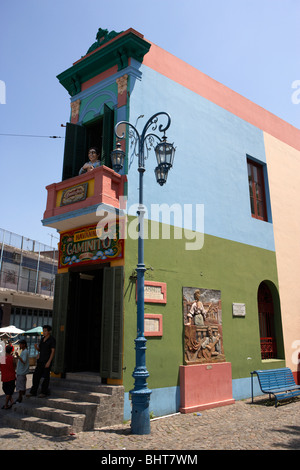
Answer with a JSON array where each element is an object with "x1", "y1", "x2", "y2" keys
[{"x1": 0, "y1": 394, "x2": 299, "y2": 451}]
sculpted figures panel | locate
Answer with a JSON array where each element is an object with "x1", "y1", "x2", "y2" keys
[{"x1": 183, "y1": 287, "x2": 225, "y2": 364}]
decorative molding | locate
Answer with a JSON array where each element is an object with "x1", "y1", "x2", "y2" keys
[
  {"x1": 57, "y1": 29, "x2": 150, "y2": 96},
  {"x1": 78, "y1": 89, "x2": 117, "y2": 124},
  {"x1": 70, "y1": 64, "x2": 142, "y2": 103},
  {"x1": 70, "y1": 99, "x2": 81, "y2": 124},
  {"x1": 86, "y1": 29, "x2": 123, "y2": 55},
  {"x1": 116, "y1": 74, "x2": 128, "y2": 95}
]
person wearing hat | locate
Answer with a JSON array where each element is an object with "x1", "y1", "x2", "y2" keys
[{"x1": 15, "y1": 340, "x2": 29, "y2": 403}]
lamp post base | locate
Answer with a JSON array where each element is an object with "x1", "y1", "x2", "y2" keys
[
  {"x1": 130, "y1": 335, "x2": 152, "y2": 435},
  {"x1": 131, "y1": 389, "x2": 152, "y2": 434}
]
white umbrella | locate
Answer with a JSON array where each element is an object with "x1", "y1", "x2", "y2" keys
[{"x1": 0, "y1": 325, "x2": 25, "y2": 335}]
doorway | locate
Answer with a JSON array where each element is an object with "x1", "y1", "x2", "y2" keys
[
  {"x1": 65, "y1": 267, "x2": 104, "y2": 372},
  {"x1": 258, "y1": 282, "x2": 277, "y2": 359}
]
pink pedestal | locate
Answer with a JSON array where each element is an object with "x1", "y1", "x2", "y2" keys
[{"x1": 179, "y1": 362, "x2": 235, "y2": 413}]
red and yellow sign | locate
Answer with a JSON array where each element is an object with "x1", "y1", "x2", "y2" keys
[
  {"x1": 60, "y1": 183, "x2": 88, "y2": 206},
  {"x1": 59, "y1": 221, "x2": 124, "y2": 268}
]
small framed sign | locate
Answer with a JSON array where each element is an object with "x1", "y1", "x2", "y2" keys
[
  {"x1": 136, "y1": 281, "x2": 167, "y2": 304},
  {"x1": 60, "y1": 182, "x2": 88, "y2": 206},
  {"x1": 232, "y1": 303, "x2": 246, "y2": 317},
  {"x1": 144, "y1": 314, "x2": 163, "y2": 337}
]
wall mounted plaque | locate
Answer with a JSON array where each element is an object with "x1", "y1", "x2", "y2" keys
[
  {"x1": 232, "y1": 303, "x2": 246, "y2": 317},
  {"x1": 137, "y1": 281, "x2": 167, "y2": 304},
  {"x1": 144, "y1": 314, "x2": 163, "y2": 337},
  {"x1": 60, "y1": 182, "x2": 88, "y2": 206}
]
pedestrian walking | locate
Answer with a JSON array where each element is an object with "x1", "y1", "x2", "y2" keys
[{"x1": 27, "y1": 325, "x2": 56, "y2": 398}]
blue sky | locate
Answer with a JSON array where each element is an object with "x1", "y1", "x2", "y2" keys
[{"x1": 0, "y1": 0, "x2": 299, "y2": 247}]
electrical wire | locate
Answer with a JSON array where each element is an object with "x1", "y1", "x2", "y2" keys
[{"x1": 0, "y1": 133, "x2": 64, "y2": 138}]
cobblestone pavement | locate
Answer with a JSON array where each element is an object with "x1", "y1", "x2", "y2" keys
[{"x1": 0, "y1": 395, "x2": 299, "y2": 451}]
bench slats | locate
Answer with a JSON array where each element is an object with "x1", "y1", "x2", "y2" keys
[{"x1": 251, "y1": 367, "x2": 300, "y2": 407}]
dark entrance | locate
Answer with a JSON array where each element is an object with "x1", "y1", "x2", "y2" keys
[
  {"x1": 52, "y1": 266, "x2": 124, "y2": 379},
  {"x1": 258, "y1": 282, "x2": 277, "y2": 359},
  {"x1": 65, "y1": 267, "x2": 104, "y2": 372}
]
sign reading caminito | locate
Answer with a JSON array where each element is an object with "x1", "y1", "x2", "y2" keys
[{"x1": 59, "y1": 222, "x2": 124, "y2": 268}]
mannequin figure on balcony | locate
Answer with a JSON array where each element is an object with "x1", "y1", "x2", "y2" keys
[{"x1": 79, "y1": 147, "x2": 101, "y2": 175}]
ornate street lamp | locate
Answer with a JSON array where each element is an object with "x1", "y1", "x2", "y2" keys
[
  {"x1": 110, "y1": 141, "x2": 125, "y2": 172},
  {"x1": 111, "y1": 112, "x2": 175, "y2": 435}
]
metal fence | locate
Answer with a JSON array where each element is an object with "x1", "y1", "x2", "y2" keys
[{"x1": 0, "y1": 228, "x2": 58, "y2": 297}]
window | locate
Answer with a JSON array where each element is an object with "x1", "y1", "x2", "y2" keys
[
  {"x1": 62, "y1": 104, "x2": 114, "y2": 180},
  {"x1": 247, "y1": 159, "x2": 267, "y2": 221},
  {"x1": 258, "y1": 282, "x2": 277, "y2": 359}
]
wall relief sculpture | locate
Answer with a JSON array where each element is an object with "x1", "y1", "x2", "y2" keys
[{"x1": 183, "y1": 287, "x2": 225, "y2": 364}]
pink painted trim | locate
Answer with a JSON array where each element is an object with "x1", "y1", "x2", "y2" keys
[
  {"x1": 144, "y1": 314, "x2": 163, "y2": 337},
  {"x1": 81, "y1": 65, "x2": 118, "y2": 91},
  {"x1": 143, "y1": 40, "x2": 300, "y2": 151},
  {"x1": 136, "y1": 280, "x2": 167, "y2": 304},
  {"x1": 43, "y1": 166, "x2": 127, "y2": 220}
]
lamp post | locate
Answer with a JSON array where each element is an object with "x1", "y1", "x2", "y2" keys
[{"x1": 111, "y1": 112, "x2": 175, "y2": 435}]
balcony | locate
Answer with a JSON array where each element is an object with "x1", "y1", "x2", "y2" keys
[{"x1": 42, "y1": 165, "x2": 127, "y2": 233}]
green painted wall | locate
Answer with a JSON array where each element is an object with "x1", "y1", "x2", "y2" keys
[{"x1": 122, "y1": 219, "x2": 285, "y2": 393}]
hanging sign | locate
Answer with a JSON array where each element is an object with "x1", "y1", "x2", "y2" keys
[{"x1": 58, "y1": 221, "x2": 124, "y2": 268}]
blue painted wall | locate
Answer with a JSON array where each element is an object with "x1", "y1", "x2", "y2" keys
[{"x1": 127, "y1": 64, "x2": 275, "y2": 252}]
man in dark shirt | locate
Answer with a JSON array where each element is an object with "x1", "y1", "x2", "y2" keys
[{"x1": 27, "y1": 325, "x2": 56, "y2": 398}]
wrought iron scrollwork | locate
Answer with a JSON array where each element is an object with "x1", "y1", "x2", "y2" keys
[{"x1": 114, "y1": 112, "x2": 171, "y2": 169}]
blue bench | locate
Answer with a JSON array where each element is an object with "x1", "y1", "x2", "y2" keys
[{"x1": 251, "y1": 367, "x2": 300, "y2": 407}]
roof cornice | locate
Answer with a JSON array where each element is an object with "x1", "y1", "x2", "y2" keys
[{"x1": 57, "y1": 28, "x2": 151, "y2": 96}]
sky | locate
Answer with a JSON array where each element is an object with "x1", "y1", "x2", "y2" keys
[{"x1": 0, "y1": 0, "x2": 299, "y2": 248}]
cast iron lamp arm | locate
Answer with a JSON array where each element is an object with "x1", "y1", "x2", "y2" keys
[{"x1": 114, "y1": 112, "x2": 172, "y2": 169}]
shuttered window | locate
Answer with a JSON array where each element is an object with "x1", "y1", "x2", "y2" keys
[
  {"x1": 62, "y1": 123, "x2": 87, "y2": 180},
  {"x1": 100, "y1": 266, "x2": 124, "y2": 379},
  {"x1": 62, "y1": 104, "x2": 115, "y2": 180},
  {"x1": 51, "y1": 272, "x2": 70, "y2": 374},
  {"x1": 247, "y1": 159, "x2": 268, "y2": 221}
]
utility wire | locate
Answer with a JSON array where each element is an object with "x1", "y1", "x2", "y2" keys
[{"x1": 0, "y1": 133, "x2": 64, "y2": 138}]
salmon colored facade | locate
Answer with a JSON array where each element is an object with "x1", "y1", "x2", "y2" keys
[{"x1": 264, "y1": 133, "x2": 300, "y2": 378}]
